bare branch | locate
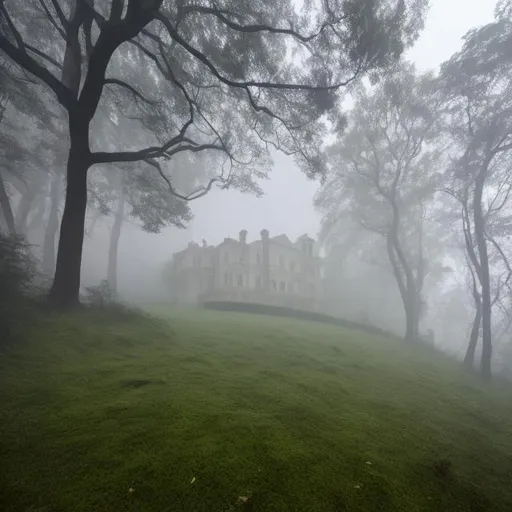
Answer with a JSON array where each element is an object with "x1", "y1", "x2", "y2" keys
[
  {"x1": 37, "y1": 0, "x2": 66, "y2": 39},
  {"x1": 48, "y1": 0, "x2": 69, "y2": 31},
  {"x1": 156, "y1": 13, "x2": 363, "y2": 92},
  {"x1": 145, "y1": 157, "x2": 228, "y2": 201},
  {"x1": 0, "y1": 35, "x2": 73, "y2": 109},
  {"x1": 104, "y1": 78, "x2": 157, "y2": 105},
  {"x1": 178, "y1": 5, "x2": 345, "y2": 43},
  {"x1": 91, "y1": 139, "x2": 224, "y2": 165},
  {"x1": 25, "y1": 43, "x2": 62, "y2": 70}
]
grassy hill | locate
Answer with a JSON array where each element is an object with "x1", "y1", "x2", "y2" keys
[{"x1": 1, "y1": 306, "x2": 512, "y2": 512}]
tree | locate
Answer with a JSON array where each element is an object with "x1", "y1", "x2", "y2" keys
[
  {"x1": 102, "y1": 163, "x2": 192, "y2": 293},
  {"x1": 1, "y1": 0, "x2": 428, "y2": 305},
  {"x1": 439, "y1": 13, "x2": 512, "y2": 378},
  {"x1": 0, "y1": 58, "x2": 61, "y2": 237},
  {"x1": 316, "y1": 64, "x2": 444, "y2": 343}
]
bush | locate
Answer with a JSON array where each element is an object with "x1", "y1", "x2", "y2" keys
[
  {"x1": 0, "y1": 233, "x2": 38, "y2": 345},
  {"x1": 83, "y1": 279, "x2": 117, "y2": 307},
  {"x1": 0, "y1": 234, "x2": 36, "y2": 296}
]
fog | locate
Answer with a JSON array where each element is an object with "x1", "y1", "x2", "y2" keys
[
  {"x1": 2, "y1": 0, "x2": 511, "y2": 379},
  {"x1": 5, "y1": 1, "x2": 512, "y2": 509},
  {"x1": 101, "y1": 0, "x2": 496, "y2": 297},
  {"x1": 73, "y1": 0, "x2": 498, "y2": 361}
]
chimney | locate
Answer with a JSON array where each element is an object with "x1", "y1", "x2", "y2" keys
[
  {"x1": 260, "y1": 229, "x2": 270, "y2": 291},
  {"x1": 239, "y1": 229, "x2": 247, "y2": 244}
]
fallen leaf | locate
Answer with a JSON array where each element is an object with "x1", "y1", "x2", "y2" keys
[
  {"x1": 365, "y1": 461, "x2": 373, "y2": 465},
  {"x1": 190, "y1": 477, "x2": 196, "y2": 484}
]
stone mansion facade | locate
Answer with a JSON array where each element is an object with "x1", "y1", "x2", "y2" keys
[{"x1": 167, "y1": 229, "x2": 324, "y2": 310}]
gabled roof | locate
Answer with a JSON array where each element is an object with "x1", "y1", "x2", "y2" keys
[
  {"x1": 271, "y1": 234, "x2": 294, "y2": 247},
  {"x1": 297, "y1": 233, "x2": 315, "y2": 242},
  {"x1": 218, "y1": 237, "x2": 239, "y2": 247}
]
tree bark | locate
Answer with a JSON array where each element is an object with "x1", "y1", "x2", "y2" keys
[
  {"x1": 49, "y1": 126, "x2": 90, "y2": 306},
  {"x1": 42, "y1": 173, "x2": 63, "y2": 276},
  {"x1": 107, "y1": 186, "x2": 125, "y2": 294},
  {"x1": 0, "y1": 169, "x2": 15, "y2": 235},
  {"x1": 473, "y1": 165, "x2": 492, "y2": 379}
]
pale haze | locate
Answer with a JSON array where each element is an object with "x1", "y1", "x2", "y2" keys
[{"x1": 88, "y1": 0, "x2": 498, "y2": 299}]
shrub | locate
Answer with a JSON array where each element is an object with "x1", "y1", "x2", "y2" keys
[
  {"x1": 83, "y1": 279, "x2": 117, "y2": 307},
  {"x1": 0, "y1": 233, "x2": 38, "y2": 345}
]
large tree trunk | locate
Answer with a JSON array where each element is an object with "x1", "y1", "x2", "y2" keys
[
  {"x1": 0, "y1": 169, "x2": 15, "y2": 235},
  {"x1": 473, "y1": 169, "x2": 492, "y2": 379},
  {"x1": 107, "y1": 186, "x2": 125, "y2": 294},
  {"x1": 42, "y1": 174, "x2": 63, "y2": 276},
  {"x1": 49, "y1": 134, "x2": 90, "y2": 306}
]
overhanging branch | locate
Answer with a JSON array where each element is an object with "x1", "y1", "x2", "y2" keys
[
  {"x1": 0, "y1": 35, "x2": 73, "y2": 109},
  {"x1": 156, "y1": 13, "x2": 363, "y2": 92},
  {"x1": 178, "y1": 5, "x2": 344, "y2": 43},
  {"x1": 104, "y1": 78, "x2": 157, "y2": 105}
]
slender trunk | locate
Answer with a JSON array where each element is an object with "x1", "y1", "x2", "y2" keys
[
  {"x1": 404, "y1": 285, "x2": 419, "y2": 343},
  {"x1": 0, "y1": 170, "x2": 15, "y2": 235},
  {"x1": 42, "y1": 174, "x2": 63, "y2": 276},
  {"x1": 49, "y1": 133, "x2": 90, "y2": 306},
  {"x1": 107, "y1": 187, "x2": 125, "y2": 293},
  {"x1": 464, "y1": 302, "x2": 481, "y2": 369},
  {"x1": 473, "y1": 168, "x2": 492, "y2": 379},
  {"x1": 15, "y1": 186, "x2": 37, "y2": 235},
  {"x1": 86, "y1": 208, "x2": 103, "y2": 238},
  {"x1": 387, "y1": 226, "x2": 419, "y2": 343},
  {"x1": 26, "y1": 194, "x2": 47, "y2": 234}
]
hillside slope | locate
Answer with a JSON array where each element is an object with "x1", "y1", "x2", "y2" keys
[{"x1": 1, "y1": 306, "x2": 511, "y2": 512}]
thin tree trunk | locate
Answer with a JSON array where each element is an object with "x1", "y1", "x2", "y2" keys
[
  {"x1": 26, "y1": 193, "x2": 47, "y2": 234},
  {"x1": 0, "y1": 170, "x2": 15, "y2": 235},
  {"x1": 387, "y1": 224, "x2": 419, "y2": 343},
  {"x1": 15, "y1": 186, "x2": 37, "y2": 235},
  {"x1": 107, "y1": 186, "x2": 125, "y2": 293},
  {"x1": 49, "y1": 138, "x2": 90, "y2": 306},
  {"x1": 42, "y1": 174, "x2": 63, "y2": 276},
  {"x1": 464, "y1": 303, "x2": 482, "y2": 369},
  {"x1": 404, "y1": 286, "x2": 419, "y2": 344},
  {"x1": 473, "y1": 166, "x2": 492, "y2": 379}
]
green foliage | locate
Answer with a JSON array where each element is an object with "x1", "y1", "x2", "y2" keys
[{"x1": 1, "y1": 307, "x2": 512, "y2": 511}]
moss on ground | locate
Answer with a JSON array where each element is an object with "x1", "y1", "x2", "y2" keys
[{"x1": 1, "y1": 306, "x2": 512, "y2": 512}]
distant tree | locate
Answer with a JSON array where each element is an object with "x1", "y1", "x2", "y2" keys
[
  {"x1": 316, "y1": 64, "x2": 445, "y2": 343},
  {"x1": 439, "y1": 13, "x2": 512, "y2": 378},
  {"x1": 0, "y1": 0, "x2": 428, "y2": 306}
]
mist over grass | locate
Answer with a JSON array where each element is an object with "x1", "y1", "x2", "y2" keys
[{"x1": 1, "y1": 306, "x2": 511, "y2": 512}]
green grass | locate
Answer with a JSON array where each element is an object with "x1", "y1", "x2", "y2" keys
[{"x1": 1, "y1": 306, "x2": 512, "y2": 512}]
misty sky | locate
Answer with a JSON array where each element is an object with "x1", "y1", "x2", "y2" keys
[{"x1": 90, "y1": 0, "x2": 498, "y2": 295}]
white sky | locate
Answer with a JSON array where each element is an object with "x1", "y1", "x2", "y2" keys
[{"x1": 84, "y1": 0, "x2": 499, "y2": 294}]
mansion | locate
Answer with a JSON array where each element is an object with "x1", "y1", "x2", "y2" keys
[{"x1": 167, "y1": 229, "x2": 324, "y2": 311}]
